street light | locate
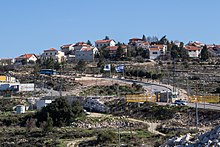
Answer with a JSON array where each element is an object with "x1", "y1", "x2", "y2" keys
[{"x1": 59, "y1": 64, "x2": 63, "y2": 97}]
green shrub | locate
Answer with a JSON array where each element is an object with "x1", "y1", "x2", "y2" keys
[{"x1": 97, "y1": 130, "x2": 117, "y2": 144}]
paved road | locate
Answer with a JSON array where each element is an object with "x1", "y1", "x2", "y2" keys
[
  {"x1": 103, "y1": 77, "x2": 172, "y2": 92},
  {"x1": 187, "y1": 102, "x2": 220, "y2": 110},
  {"x1": 158, "y1": 102, "x2": 220, "y2": 111}
]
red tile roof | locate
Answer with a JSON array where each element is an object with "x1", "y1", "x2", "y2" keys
[
  {"x1": 106, "y1": 46, "x2": 118, "y2": 51},
  {"x1": 149, "y1": 48, "x2": 160, "y2": 51},
  {"x1": 95, "y1": 40, "x2": 113, "y2": 43},
  {"x1": 185, "y1": 46, "x2": 200, "y2": 51},
  {"x1": 17, "y1": 54, "x2": 35, "y2": 59},
  {"x1": 152, "y1": 45, "x2": 164, "y2": 49},
  {"x1": 121, "y1": 45, "x2": 127, "y2": 49},
  {"x1": 61, "y1": 44, "x2": 73, "y2": 49},
  {"x1": 129, "y1": 38, "x2": 142, "y2": 41},
  {"x1": 80, "y1": 47, "x2": 95, "y2": 51},
  {"x1": 74, "y1": 42, "x2": 89, "y2": 47},
  {"x1": 215, "y1": 45, "x2": 220, "y2": 48},
  {"x1": 106, "y1": 45, "x2": 127, "y2": 51},
  {"x1": 44, "y1": 48, "x2": 57, "y2": 52},
  {"x1": 144, "y1": 42, "x2": 150, "y2": 45}
]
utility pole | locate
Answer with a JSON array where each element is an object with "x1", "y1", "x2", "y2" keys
[
  {"x1": 186, "y1": 76, "x2": 190, "y2": 103},
  {"x1": 203, "y1": 80, "x2": 206, "y2": 109},
  {"x1": 122, "y1": 64, "x2": 125, "y2": 78},
  {"x1": 118, "y1": 126, "x2": 120, "y2": 147},
  {"x1": 195, "y1": 81, "x2": 199, "y2": 129},
  {"x1": 136, "y1": 67, "x2": 138, "y2": 80},
  {"x1": 110, "y1": 64, "x2": 112, "y2": 78},
  {"x1": 59, "y1": 65, "x2": 63, "y2": 97},
  {"x1": 172, "y1": 57, "x2": 176, "y2": 94}
]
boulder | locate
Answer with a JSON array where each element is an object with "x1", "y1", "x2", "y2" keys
[
  {"x1": 216, "y1": 126, "x2": 220, "y2": 133},
  {"x1": 201, "y1": 136, "x2": 209, "y2": 144}
]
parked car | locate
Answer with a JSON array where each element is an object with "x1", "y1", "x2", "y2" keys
[{"x1": 174, "y1": 100, "x2": 187, "y2": 106}]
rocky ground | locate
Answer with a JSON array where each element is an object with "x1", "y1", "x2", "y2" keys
[{"x1": 163, "y1": 125, "x2": 220, "y2": 146}]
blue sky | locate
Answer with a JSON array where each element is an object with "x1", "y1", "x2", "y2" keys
[{"x1": 0, "y1": 0, "x2": 219, "y2": 58}]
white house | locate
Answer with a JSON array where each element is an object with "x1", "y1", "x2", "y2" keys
[
  {"x1": 60, "y1": 44, "x2": 75, "y2": 55},
  {"x1": 75, "y1": 47, "x2": 99, "y2": 61},
  {"x1": 187, "y1": 41, "x2": 204, "y2": 48},
  {"x1": 73, "y1": 42, "x2": 90, "y2": 51},
  {"x1": 0, "y1": 58, "x2": 15, "y2": 66},
  {"x1": 95, "y1": 39, "x2": 116, "y2": 49},
  {"x1": 41, "y1": 48, "x2": 66, "y2": 63},
  {"x1": 185, "y1": 45, "x2": 201, "y2": 58},
  {"x1": 148, "y1": 45, "x2": 167, "y2": 59},
  {"x1": 149, "y1": 47, "x2": 161, "y2": 59},
  {"x1": 15, "y1": 54, "x2": 38, "y2": 64},
  {"x1": 151, "y1": 45, "x2": 167, "y2": 55},
  {"x1": 61, "y1": 42, "x2": 91, "y2": 63}
]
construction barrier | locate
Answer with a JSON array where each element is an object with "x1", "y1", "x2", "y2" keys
[
  {"x1": 126, "y1": 94, "x2": 156, "y2": 102},
  {"x1": 189, "y1": 95, "x2": 219, "y2": 103},
  {"x1": 0, "y1": 76, "x2": 6, "y2": 82}
]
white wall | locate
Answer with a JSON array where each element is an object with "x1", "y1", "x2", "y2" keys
[
  {"x1": 188, "y1": 50, "x2": 200, "y2": 58},
  {"x1": 41, "y1": 50, "x2": 66, "y2": 63},
  {"x1": 19, "y1": 83, "x2": 35, "y2": 92},
  {"x1": 95, "y1": 40, "x2": 116, "y2": 49},
  {"x1": 150, "y1": 50, "x2": 160, "y2": 59},
  {"x1": 75, "y1": 47, "x2": 98, "y2": 61}
]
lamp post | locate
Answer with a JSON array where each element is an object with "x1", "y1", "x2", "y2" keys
[
  {"x1": 195, "y1": 81, "x2": 199, "y2": 129},
  {"x1": 172, "y1": 57, "x2": 176, "y2": 95},
  {"x1": 203, "y1": 80, "x2": 206, "y2": 109},
  {"x1": 59, "y1": 64, "x2": 63, "y2": 97},
  {"x1": 118, "y1": 126, "x2": 120, "y2": 147}
]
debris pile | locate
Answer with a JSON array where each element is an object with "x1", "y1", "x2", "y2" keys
[
  {"x1": 164, "y1": 125, "x2": 220, "y2": 146},
  {"x1": 84, "y1": 98, "x2": 109, "y2": 113}
]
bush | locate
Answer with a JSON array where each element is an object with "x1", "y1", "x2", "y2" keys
[
  {"x1": 97, "y1": 130, "x2": 117, "y2": 144},
  {"x1": 35, "y1": 97, "x2": 85, "y2": 127}
]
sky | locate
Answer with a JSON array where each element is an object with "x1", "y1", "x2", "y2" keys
[{"x1": 0, "y1": 0, "x2": 219, "y2": 58}]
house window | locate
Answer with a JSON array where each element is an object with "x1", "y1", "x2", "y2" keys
[
  {"x1": 152, "y1": 52, "x2": 158, "y2": 54},
  {"x1": 46, "y1": 53, "x2": 48, "y2": 55},
  {"x1": 50, "y1": 53, "x2": 52, "y2": 55}
]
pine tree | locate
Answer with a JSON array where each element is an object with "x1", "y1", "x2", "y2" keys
[
  {"x1": 76, "y1": 60, "x2": 86, "y2": 73},
  {"x1": 200, "y1": 45, "x2": 209, "y2": 61},
  {"x1": 87, "y1": 40, "x2": 92, "y2": 46},
  {"x1": 44, "y1": 113, "x2": 53, "y2": 133},
  {"x1": 116, "y1": 45, "x2": 124, "y2": 60},
  {"x1": 171, "y1": 45, "x2": 179, "y2": 59},
  {"x1": 104, "y1": 36, "x2": 110, "y2": 40},
  {"x1": 159, "y1": 35, "x2": 169, "y2": 45},
  {"x1": 142, "y1": 35, "x2": 147, "y2": 42},
  {"x1": 35, "y1": 97, "x2": 85, "y2": 127}
]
